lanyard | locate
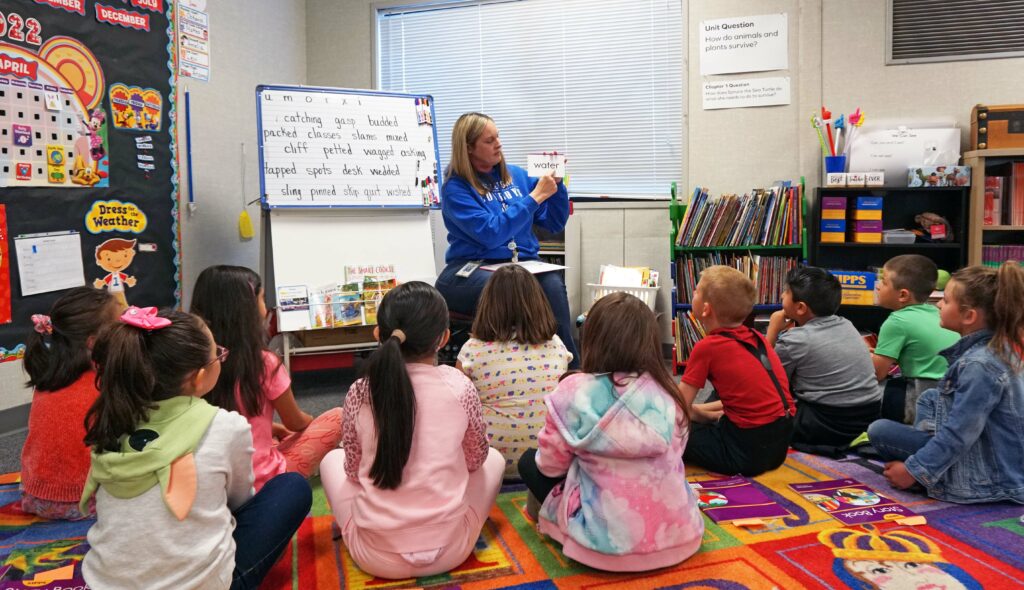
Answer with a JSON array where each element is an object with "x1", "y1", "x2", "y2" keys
[{"x1": 717, "y1": 327, "x2": 793, "y2": 417}]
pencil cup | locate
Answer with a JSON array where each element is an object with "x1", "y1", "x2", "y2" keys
[
  {"x1": 824, "y1": 155, "x2": 847, "y2": 174},
  {"x1": 823, "y1": 155, "x2": 847, "y2": 174}
]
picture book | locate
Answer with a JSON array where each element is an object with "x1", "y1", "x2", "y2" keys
[
  {"x1": 690, "y1": 476, "x2": 791, "y2": 523},
  {"x1": 790, "y1": 478, "x2": 916, "y2": 526},
  {"x1": 330, "y1": 282, "x2": 363, "y2": 327}
]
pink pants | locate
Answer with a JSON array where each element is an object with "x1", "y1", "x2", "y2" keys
[
  {"x1": 276, "y1": 408, "x2": 343, "y2": 478},
  {"x1": 319, "y1": 447, "x2": 504, "y2": 579}
]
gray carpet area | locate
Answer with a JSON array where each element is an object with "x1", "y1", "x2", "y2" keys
[{"x1": 0, "y1": 366, "x2": 359, "y2": 475}]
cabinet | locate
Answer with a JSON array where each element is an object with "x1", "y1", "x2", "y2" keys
[
  {"x1": 810, "y1": 186, "x2": 968, "y2": 333},
  {"x1": 964, "y1": 148, "x2": 1024, "y2": 266},
  {"x1": 669, "y1": 184, "x2": 807, "y2": 372}
]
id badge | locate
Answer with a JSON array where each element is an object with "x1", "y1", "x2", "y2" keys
[{"x1": 456, "y1": 261, "x2": 482, "y2": 278}]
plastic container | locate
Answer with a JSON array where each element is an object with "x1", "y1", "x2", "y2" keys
[
  {"x1": 883, "y1": 230, "x2": 916, "y2": 244},
  {"x1": 587, "y1": 284, "x2": 659, "y2": 311}
]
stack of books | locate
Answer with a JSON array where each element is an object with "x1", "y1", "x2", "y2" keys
[
  {"x1": 674, "y1": 311, "x2": 706, "y2": 365},
  {"x1": 675, "y1": 185, "x2": 803, "y2": 248}
]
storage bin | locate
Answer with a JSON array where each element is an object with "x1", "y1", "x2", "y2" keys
[
  {"x1": 586, "y1": 284, "x2": 659, "y2": 311},
  {"x1": 883, "y1": 230, "x2": 916, "y2": 244}
]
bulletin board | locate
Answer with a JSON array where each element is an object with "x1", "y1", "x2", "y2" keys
[{"x1": 0, "y1": 1, "x2": 179, "y2": 360}]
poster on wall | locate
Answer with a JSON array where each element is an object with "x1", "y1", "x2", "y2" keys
[
  {"x1": 0, "y1": 1, "x2": 179, "y2": 363},
  {"x1": 702, "y1": 77, "x2": 791, "y2": 110},
  {"x1": 700, "y1": 13, "x2": 788, "y2": 76},
  {"x1": 177, "y1": 0, "x2": 209, "y2": 81}
]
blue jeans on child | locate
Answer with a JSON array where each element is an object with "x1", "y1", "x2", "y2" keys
[
  {"x1": 231, "y1": 472, "x2": 312, "y2": 589},
  {"x1": 866, "y1": 419, "x2": 933, "y2": 462},
  {"x1": 436, "y1": 261, "x2": 580, "y2": 368}
]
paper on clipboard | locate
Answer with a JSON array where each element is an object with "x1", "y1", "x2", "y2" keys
[
  {"x1": 847, "y1": 120, "x2": 960, "y2": 187},
  {"x1": 481, "y1": 260, "x2": 566, "y2": 274},
  {"x1": 14, "y1": 232, "x2": 86, "y2": 297}
]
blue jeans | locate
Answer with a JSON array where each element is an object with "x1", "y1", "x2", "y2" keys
[
  {"x1": 866, "y1": 419, "x2": 933, "y2": 462},
  {"x1": 231, "y1": 472, "x2": 312, "y2": 589},
  {"x1": 436, "y1": 261, "x2": 580, "y2": 368}
]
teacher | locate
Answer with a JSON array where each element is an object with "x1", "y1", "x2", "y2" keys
[{"x1": 436, "y1": 112, "x2": 579, "y2": 367}]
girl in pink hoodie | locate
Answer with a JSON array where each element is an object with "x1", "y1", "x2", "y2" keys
[
  {"x1": 320, "y1": 282, "x2": 505, "y2": 579},
  {"x1": 518, "y1": 292, "x2": 704, "y2": 572}
]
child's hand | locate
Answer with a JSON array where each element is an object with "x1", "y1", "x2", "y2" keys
[
  {"x1": 883, "y1": 461, "x2": 918, "y2": 490},
  {"x1": 272, "y1": 422, "x2": 293, "y2": 442},
  {"x1": 692, "y1": 401, "x2": 724, "y2": 423},
  {"x1": 768, "y1": 310, "x2": 793, "y2": 332}
]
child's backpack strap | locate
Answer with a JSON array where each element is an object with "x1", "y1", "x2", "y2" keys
[{"x1": 717, "y1": 328, "x2": 794, "y2": 418}]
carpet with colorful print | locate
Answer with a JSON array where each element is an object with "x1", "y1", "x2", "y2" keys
[{"x1": 1, "y1": 452, "x2": 1022, "y2": 589}]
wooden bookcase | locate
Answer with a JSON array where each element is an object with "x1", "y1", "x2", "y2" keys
[{"x1": 964, "y1": 148, "x2": 1024, "y2": 266}]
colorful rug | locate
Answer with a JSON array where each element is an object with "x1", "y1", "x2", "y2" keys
[{"x1": 2, "y1": 453, "x2": 1022, "y2": 589}]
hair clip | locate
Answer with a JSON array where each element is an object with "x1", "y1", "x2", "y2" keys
[
  {"x1": 121, "y1": 306, "x2": 171, "y2": 331},
  {"x1": 31, "y1": 314, "x2": 53, "y2": 335}
]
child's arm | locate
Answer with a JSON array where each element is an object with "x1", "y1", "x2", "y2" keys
[
  {"x1": 271, "y1": 389, "x2": 314, "y2": 432},
  {"x1": 341, "y1": 380, "x2": 368, "y2": 481},
  {"x1": 902, "y1": 361, "x2": 1002, "y2": 487},
  {"x1": 766, "y1": 310, "x2": 794, "y2": 347},
  {"x1": 872, "y1": 353, "x2": 897, "y2": 381},
  {"x1": 224, "y1": 414, "x2": 255, "y2": 510},
  {"x1": 679, "y1": 382, "x2": 723, "y2": 423},
  {"x1": 535, "y1": 407, "x2": 574, "y2": 478},
  {"x1": 458, "y1": 378, "x2": 490, "y2": 472}
]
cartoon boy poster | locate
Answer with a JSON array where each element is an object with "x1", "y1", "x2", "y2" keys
[{"x1": 93, "y1": 238, "x2": 137, "y2": 307}]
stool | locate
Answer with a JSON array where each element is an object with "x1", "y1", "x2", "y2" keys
[{"x1": 439, "y1": 310, "x2": 474, "y2": 366}]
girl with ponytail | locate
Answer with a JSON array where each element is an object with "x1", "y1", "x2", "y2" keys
[
  {"x1": 20, "y1": 286, "x2": 118, "y2": 519},
  {"x1": 80, "y1": 307, "x2": 311, "y2": 589},
  {"x1": 320, "y1": 281, "x2": 504, "y2": 579},
  {"x1": 868, "y1": 262, "x2": 1024, "y2": 504}
]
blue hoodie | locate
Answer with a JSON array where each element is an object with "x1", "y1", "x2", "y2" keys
[{"x1": 442, "y1": 164, "x2": 569, "y2": 263}]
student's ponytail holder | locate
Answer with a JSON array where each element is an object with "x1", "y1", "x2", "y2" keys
[
  {"x1": 390, "y1": 329, "x2": 407, "y2": 344},
  {"x1": 31, "y1": 314, "x2": 53, "y2": 335},
  {"x1": 121, "y1": 306, "x2": 172, "y2": 331}
]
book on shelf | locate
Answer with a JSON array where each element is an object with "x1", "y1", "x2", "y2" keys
[
  {"x1": 675, "y1": 185, "x2": 802, "y2": 248},
  {"x1": 1014, "y1": 163, "x2": 1024, "y2": 226},
  {"x1": 984, "y1": 176, "x2": 1004, "y2": 227},
  {"x1": 983, "y1": 245, "x2": 1024, "y2": 266},
  {"x1": 676, "y1": 253, "x2": 797, "y2": 305},
  {"x1": 674, "y1": 311, "x2": 706, "y2": 365}
]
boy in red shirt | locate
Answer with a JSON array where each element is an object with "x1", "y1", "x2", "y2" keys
[{"x1": 680, "y1": 265, "x2": 796, "y2": 476}]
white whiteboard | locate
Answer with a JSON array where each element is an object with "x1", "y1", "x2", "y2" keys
[
  {"x1": 267, "y1": 209, "x2": 437, "y2": 307},
  {"x1": 257, "y1": 85, "x2": 441, "y2": 208}
]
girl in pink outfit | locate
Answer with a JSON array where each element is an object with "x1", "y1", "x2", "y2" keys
[
  {"x1": 518, "y1": 292, "x2": 704, "y2": 572},
  {"x1": 320, "y1": 282, "x2": 504, "y2": 579},
  {"x1": 191, "y1": 265, "x2": 343, "y2": 491}
]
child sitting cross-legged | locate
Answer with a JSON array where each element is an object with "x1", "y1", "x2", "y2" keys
[
  {"x1": 680, "y1": 265, "x2": 796, "y2": 476},
  {"x1": 868, "y1": 263, "x2": 1024, "y2": 504},
  {"x1": 517, "y1": 292, "x2": 703, "y2": 572},
  {"x1": 457, "y1": 264, "x2": 572, "y2": 479},
  {"x1": 873, "y1": 254, "x2": 959, "y2": 424},
  {"x1": 319, "y1": 282, "x2": 505, "y2": 580},
  {"x1": 766, "y1": 266, "x2": 881, "y2": 450}
]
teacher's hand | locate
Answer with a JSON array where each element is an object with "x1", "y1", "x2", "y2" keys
[{"x1": 531, "y1": 173, "x2": 558, "y2": 204}]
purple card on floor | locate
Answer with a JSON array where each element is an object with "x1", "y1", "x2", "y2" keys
[
  {"x1": 690, "y1": 476, "x2": 790, "y2": 523},
  {"x1": 790, "y1": 478, "x2": 916, "y2": 526}
]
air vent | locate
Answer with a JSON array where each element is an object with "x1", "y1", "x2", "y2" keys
[{"x1": 888, "y1": 0, "x2": 1024, "y2": 64}]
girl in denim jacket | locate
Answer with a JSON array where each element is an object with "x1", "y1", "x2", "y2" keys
[{"x1": 868, "y1": 262, "x2": 1024, "y2": 504}]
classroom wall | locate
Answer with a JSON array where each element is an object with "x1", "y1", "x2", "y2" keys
[
  {"x1": 0, "y1": 0, "x2": 308, "y2": 419},
  {"x1": 178, "y1": 0, "x2": 308, "y2": 308}
]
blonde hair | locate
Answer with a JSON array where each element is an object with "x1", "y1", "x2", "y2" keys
[
  {"x1": 950, "y1": 263, "x2": 1024, "y2": 371},
  {"x1": 698, "y1": 265, "x2": 756, "y2": 324},
  {"x1": 446, "y1": 112, "x2": 510, "y2": 195}
]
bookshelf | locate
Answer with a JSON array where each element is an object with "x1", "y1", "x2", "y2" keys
[
  {"x1": 810, "y1": 186, "x2": 969, "y2": 333},
  {"x1": 668, "y1": 183, "x2": 807, "y2": 373},
  {"x1": 964, "y1": 148, "x2": 1024, "y2": 266}
]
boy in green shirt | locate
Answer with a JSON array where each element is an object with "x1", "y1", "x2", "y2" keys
[{"x1": 873, "y1": 254, "x2": 960, "y2": 424}]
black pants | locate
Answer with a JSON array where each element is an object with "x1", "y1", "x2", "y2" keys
[
  {"x1": 792, "y1": 398, "x2": 881, "y2": 447},
  {"x1": 518, "y1": 449, "x2": 565, "y2": 504},
  {"x1": 683, "y1": 415, "x2": 793, "y2": 476}
]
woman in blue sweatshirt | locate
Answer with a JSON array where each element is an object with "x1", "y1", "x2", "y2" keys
[{"x1": 436, "y1": 112, "x2": 578, "y2": 367}]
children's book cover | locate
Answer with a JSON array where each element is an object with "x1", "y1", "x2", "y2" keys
[
  {"x1": 690, "y1": 476, "x2": 791, "y2": 523},
  {"x1": 790, "y1": 478, "x2": 916, "y2": 526},
  {"x1": 333, "y1": 282, "x2": 363, "y2": 327}
]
